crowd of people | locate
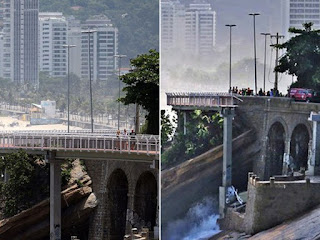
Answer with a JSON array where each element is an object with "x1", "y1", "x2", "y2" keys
[
  {"x1": 230, "y1": 86, "x2": 285, "y2": 97},
  {"x1": 115, "y1": 129, "x2": 137, "y2": 150}
]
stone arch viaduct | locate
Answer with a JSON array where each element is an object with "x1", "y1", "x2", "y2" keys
[
  {"x1": 0, "y1": 132, "x2": 159, "y2": 240},
  {"x1": 85, "y1": 156, "x2": 158, "y2": 240},
  {"x1": 168, "y1": 93, "x2": 320, "y2": 182},
  {"x1": 237, "y1": 96, "x2": 320, "y2": 180}
]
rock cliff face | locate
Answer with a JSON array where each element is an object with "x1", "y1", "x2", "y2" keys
[
  {"x1": 161, "y1": 129, "x2": 259, "y2": 227},
  {"x1": 0, "y1": 159, "x2": 97, "y2": 240}
]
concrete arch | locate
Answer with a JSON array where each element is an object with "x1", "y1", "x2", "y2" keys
[
  {"x1": 289, "y1": 120, "x2": 312, "y2": 141},
  {"x1": 107, "y1": 168, "x2": 129, "y2": 240},
  {"x1": 265, "y1": 121, "x2": 286, "y2": 178},
  {"x1": 133, "y1": 171, "x2": 158, "y2": 231},
  {"x1": 290, "y1": 124, "x2": 310, "y2": 171},
  {"x1": 267, "y1": 116, "x2": 289, "y2": 140}
]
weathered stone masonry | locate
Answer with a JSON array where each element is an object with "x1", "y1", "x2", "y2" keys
[{"x1": 84, "y1": 159, "x2": 159, "y2": 240}]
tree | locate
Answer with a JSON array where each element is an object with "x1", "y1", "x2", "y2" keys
[
  {"x1": 161, "y1": 111, "x2": 224, "y2": 168},
  {"x1": 120, "y1": 49, "x2": 159, "y2": 134},
  {"x1": 161, "y1": 110, "x2": 176, "y2": 149},
  {"x1": 275, "y1": 22, "x2": 320, "y2": 89},
  {"x1": 0, "y1": 151, "x2": 49, "y2": 217}
]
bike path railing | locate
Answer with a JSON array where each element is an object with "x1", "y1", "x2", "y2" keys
[{"x1": 0, "y1": 132, "x2": 159, "y2": 156}]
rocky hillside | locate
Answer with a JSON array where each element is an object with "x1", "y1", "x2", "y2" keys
[{"x1": 0, "y1": 160, "x2": 97, "y2": 240}]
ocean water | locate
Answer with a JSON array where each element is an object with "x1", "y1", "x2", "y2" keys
[{"x1": 163, "y1": 197, "x2": 221, "y2": 240}]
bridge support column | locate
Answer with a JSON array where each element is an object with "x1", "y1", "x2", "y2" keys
[
  {"x1": 283, "y1": 137, "x2": 291, "y2": 175},
  {"x1": 308, "y1": 112, "x2": 320, "y2": 175},
  {"x1": 125, "y1": 191, "x2": 135, "y2": 234},
  {"x1": 183, "y1": 112, "x2": 187, "y2": 135},
  {"x1": 48, "y1": 151, "x2": 61, "y2": 240},
  {"x1": 219, "y1": 108, "x2": 235, "y2": 217}
]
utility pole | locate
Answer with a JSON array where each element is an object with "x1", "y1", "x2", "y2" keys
[
  {"x1": 114, "y1": 54, "x2": 127, "y2": 131},
  {"x1": 249, "y1": 13, "x2": 260, "y2": 95},
  {"x1": 261, "y1": 33, "x2": 270, "y2": 93},
  {"x1": 81, "y1": 29, "x2": 97, "y2": 133},
  {"x1": 62, "y1": 44, "x2": 76, "y2": 133},
  {"x1": 226, "y1": 24, "x2": 236, "y2": 92},
  {"x1": 270, "y1": 33, "x2": 284, "y2": 92}
]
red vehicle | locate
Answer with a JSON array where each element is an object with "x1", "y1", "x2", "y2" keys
[{"x1": 289, "y1": 88, "x2": 313, "y2": 102}]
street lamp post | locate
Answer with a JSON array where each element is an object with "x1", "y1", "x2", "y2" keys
[
  {"x1": 260, "y1": 33, "x2": 270, "y2": 94},
  {"x1": 81, "y1": 29, "x2": 97, "y2": 133},
  {"x1": 249, "y1": 13, "x2": 260, "y2": 95},
  {"x1": 225, "y1": 24, "x2": 236, "y2": 93},
  {"x1": 114, "y1": 54, "x2": 127, "y2": 131},
  {"x1": 62, "y1": 44, "x2": 76, "y2": 133}
]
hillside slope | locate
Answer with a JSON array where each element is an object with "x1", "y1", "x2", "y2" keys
[{"x1": 39, "y1": 0, "x2": 159, "y2": 59}]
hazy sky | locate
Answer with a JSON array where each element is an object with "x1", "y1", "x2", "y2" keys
[{"x1": 161, "y1": 0, "x2": 291, "y2": 108}]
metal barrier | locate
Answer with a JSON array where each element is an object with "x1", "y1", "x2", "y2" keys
[
  {"x1": 0, "y1": 132, "x2": 159, "y2": 156},
  {"x1": 166, "y1": 92, "x2": 241, "y2": 107}
]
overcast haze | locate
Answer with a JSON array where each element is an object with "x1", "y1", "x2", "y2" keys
[{"x1": 161, "y1": 0, "x2": 292, "y2": 108}]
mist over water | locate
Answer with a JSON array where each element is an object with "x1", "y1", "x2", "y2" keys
[{"x1": 163, "y1": 197, "x2": 221, "y2": 240}]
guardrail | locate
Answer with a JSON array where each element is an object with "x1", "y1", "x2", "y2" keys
[
  {"x1": 0, "y1": 132, "x2": 159, "y2": 156},
  {"x1": 166, "y1": 92, "x2": 241, "y2": 107}
]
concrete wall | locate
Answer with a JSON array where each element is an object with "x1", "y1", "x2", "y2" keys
[
  {"x1": 237, "y1": 97, "x2": 320, "y2": 179},
  {"x1": 244, "y1": 175, "x2": 320, "y2": 234},
  {"x1": 84, "y1": 159, "x2": 159, "y2": 240}
]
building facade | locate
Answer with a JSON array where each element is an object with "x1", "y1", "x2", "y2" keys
[
  {"x1": 67, "y1": 16, "x2": 82, "y2": 77},
  {"x1": 81, "y1": 15, "x2": 118, "y2": 82},
  {"x1": 2, "y1": 0, "x2": 39, "y2": 86},
  {"x1": 282, "y1": 0, "x2": 320, "y2": 39},
  {"x1": 185, "y1": 2, "x2": 216, "y2": 55},
  {"x1": 39, "y1": 12, "x2": 68, "y2": 77},
  {"x1": 160, "y1": 0, "x2": 216, "y2": 56}
]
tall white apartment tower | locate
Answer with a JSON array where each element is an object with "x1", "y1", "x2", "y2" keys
[
  {"x1": 3, "y1": 0, "x2": 39, "y2": 86},
  {"x1": 185, "y1": 2, "x2": 216, "y2": 55},
  {"x1": 39, "y1": 12, "x2": 68, "y2": 77},
  {"x1": 81, "y1": 15, "x2": 118, "y2": 82},
  {"x1": 67, "y1": 16, "x2": 82, "y2": 78},
  {"x1": 160, "y1": 0, "x2": 186, "y2": 52},
  {"x1": 282, "y1": 0, "x2": 320, "y2": 39}
]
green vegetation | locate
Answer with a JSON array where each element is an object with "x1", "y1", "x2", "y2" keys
[
  {"x1": 276, "y1": 22, "x2": 320, "y2": 90},
  {"x1": 0, "y1": 72, "x2": 131, "y2": 120},
  {"x1": 161, "y1": 110, "x2": 224, "y2": 169},
  {"x1": 120, "y1": 49, "x2": 159, "y2": 134},
  {"x1": 0, "y1": 151, "x2": 73, "y2": 218},
  {"x1": 161, "y1": 110, "x2": 176, "y2": 150},
  {"x1": 39, "y1": 0, "x2": 159, "y2": 59}
]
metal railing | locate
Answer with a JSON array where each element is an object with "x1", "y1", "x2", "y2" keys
[
  {"x1": 0, "y1": 132, "x2": 159, "y2": 156},
  {"x1": 166, "y1": 92, "x2": 241, "y2": 107}
]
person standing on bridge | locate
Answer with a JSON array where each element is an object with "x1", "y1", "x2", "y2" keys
[
  {"x1": 122, "y1": 129, "x2": 128, "y2": 149},
  {"x1": 130, "y1": 129, "x2": 136, "y2": 150}
]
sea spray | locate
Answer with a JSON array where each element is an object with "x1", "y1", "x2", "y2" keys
[{"x1": 163, "y1": 197, "x2": 221, "y2": 240}]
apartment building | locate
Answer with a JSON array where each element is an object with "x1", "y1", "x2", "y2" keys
[
  {"x1": 39, "y1": 12, "x2": 68, "y2": 77},
  {"x1": 282, "y1": 0, "x2": 320, "y2": 39},
  {"x1": 3, "y1": 0, "x2": 39, "y2": 86},
  {"x1": 81, "y1": 15, "x2": 118, "y2": 82}
]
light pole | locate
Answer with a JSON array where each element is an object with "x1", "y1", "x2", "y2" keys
[
  {"x1": 249, "y1": 13, "x2": 260, "y2": 95},
  {"x1": 81, "y1": 29, "x2": 97, "y2": 133},
  {"x1": 62, "y1": 44, "x2": 76, "y2": 133},
  {"x1": 114, "y1": 54, "x2": 127, "y2": 131},
  {"x1": 260, "y1": 33, "x2": 270, "y2": 94},
  {"x1": 225, "y1": 24, "x2": 236, "y2": 92}
]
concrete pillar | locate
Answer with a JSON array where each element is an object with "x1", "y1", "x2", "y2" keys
[
  {"x1": 48, "y1": 151, "x2": 61, "y2": 240},
  {"x1": 154, "y1": 196, "x2": 159, "y2": 239},
  {"x1": 126, "y1": 191, "x2": 135, "y2": 234},
  {"x1": 183, "y1": 112, "x2": 187, "y2": 135},
  {"x1": 282, "y1": 137, "x2": 291, "y2": 175},
  {"x1": 4, "y1": 168, "x2": 9, "y2": 183},
  {"x1": 219, "y1": 107, "x2": 235, "y2": 217},
  {"x1": 308, "y1": 112, "x2": 320, "y2": 175}
]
